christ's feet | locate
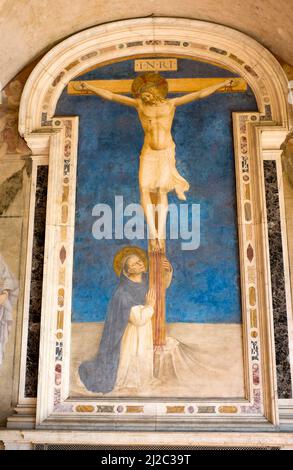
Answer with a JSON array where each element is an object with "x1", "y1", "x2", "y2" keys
[
  {"x1": 149, "y1": 238, "x2": 165, "y2": 253},
  {"x1": 149, "y1": 238, "x2": 159, "y2": 252},
  {"x1": 157, "y1": 238, "x2": 165, "y2": 252}
]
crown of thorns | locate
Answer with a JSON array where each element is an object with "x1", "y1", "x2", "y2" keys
[{"x1": 131, "y1": 72, "x2": 168, "y2": 98}]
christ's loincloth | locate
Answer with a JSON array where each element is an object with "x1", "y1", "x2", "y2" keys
[{"x1": 139, "y1": 143, "x2": 189, "y2": 197}]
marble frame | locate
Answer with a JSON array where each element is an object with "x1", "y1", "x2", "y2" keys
[{"x1": 16, "y1": 18, "x2": 292, "y2": 431}]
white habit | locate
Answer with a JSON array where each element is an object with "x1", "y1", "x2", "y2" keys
[{"x1": 115, "y1": 304, "x2": 154, "y2": 389}]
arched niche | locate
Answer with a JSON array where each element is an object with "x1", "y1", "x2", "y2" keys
[{"x1": 11, "y1": 18, "x2": 293, "y2": 435}]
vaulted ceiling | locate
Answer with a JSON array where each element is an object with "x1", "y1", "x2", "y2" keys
[{"x1": 1, "y1": 0, "x2": 292, "y2": 87}]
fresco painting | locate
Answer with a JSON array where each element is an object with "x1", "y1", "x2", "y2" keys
[{"x1": 55, "y1": 56, "x2": 258, "y2": 397}]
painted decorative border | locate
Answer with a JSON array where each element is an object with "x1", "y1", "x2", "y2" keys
[
  {"x1": 51, "y1": 118, "x2": 75, "y2": 408},
  {"x1": 233, "y1": 113, "x2": 263, "y2": 415}
]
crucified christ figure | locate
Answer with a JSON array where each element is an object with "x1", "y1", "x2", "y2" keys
[{"x1": 75, "y1": 73, "x2": 238, "y2": 251}]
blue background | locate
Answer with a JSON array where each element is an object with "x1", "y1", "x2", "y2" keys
[{"x1": 56, "y1": 57, "x2": 258, "y2": 323}]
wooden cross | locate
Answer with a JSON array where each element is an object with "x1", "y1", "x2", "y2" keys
[
  {"x1": 68, "y1": 76, "x2": 246, "y2": 347},
  {"x1": 68, "y1": 77, "x2": 246, "y2": 95}
]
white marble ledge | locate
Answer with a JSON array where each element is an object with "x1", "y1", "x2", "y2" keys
[{"x1": 1, "y1": 429, "x2": 293, "y2": 450}]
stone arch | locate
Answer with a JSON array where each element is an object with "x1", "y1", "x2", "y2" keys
[{"x1": 19, "y1": 17, "x2": 291, "y2": 137}]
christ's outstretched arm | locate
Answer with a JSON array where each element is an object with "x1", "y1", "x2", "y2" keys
[
  {"x1": 170, "y1": 78, "x2": 238, "y2": 106},
  {"x1": 74, "y1": 82, "x2": 137, "y2": 107}
]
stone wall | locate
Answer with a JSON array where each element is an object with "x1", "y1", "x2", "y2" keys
[{"x1": 0, "y1": 66, "x2": 32, "y2": 426}]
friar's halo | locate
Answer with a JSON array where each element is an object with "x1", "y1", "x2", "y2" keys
[{"x1": 113, "y1": 245, "x2": 148, "y2": 277}]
